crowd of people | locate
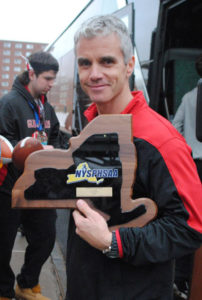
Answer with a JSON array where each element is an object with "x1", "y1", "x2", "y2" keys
[{"x1": 0, "y1": 14, "x2": 201, "y2": 300}]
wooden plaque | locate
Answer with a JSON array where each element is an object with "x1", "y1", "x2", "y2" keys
[{"x1": 12, "y1": 114, "x2": 157, "y2": 229}]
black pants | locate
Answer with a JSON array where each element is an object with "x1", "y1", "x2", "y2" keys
[{"x1": 0, "y1": 193, "x2": 56, "y2": 298}]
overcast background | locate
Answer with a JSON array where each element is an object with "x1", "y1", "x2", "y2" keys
[
  {"x1": 0, "y1": 0, "x2": 89, "y2": 44},
  {"x1": 0, "y1": 0, "x2": 159, "y2": 61}
]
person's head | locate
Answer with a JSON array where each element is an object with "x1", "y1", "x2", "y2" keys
[
  {"x1": 195, "y1": 53, "x2": 202, "y2": 77},
  {"x1": 74, "y1": 15, "x2": 133, "y2": 65},
  {"x1": 74, "y1": 15, "x2": 135, "y2": 113},
  {"x1": 18, "y1": 51, "x2": 59, "y2": 97}
]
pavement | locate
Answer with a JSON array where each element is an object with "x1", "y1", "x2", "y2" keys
[{"x1": 11, "y1": 231, "x2": 67, "y2": 300}]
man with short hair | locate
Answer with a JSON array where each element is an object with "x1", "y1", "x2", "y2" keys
[
  {"x1": 0, "y1": 51, "x2": 60, "y2": 300},
  {"x1": 65, "y1": 15, "x2": 202, "y2": 300}
]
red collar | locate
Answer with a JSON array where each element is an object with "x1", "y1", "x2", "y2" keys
[
  {"x1": 84, "y1": 91, "x2": 147, "y2": 122},
  {"x1": 25, "y1": 85, "x2": 45, "y2": 104}
]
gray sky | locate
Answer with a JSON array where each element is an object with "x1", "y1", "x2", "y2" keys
[
  {"x1": 0, "y1": 0, "x2": 89, "y2": 44},
  {"x1": 0, "y1": 0, "x2": 159, "y2": 62}
]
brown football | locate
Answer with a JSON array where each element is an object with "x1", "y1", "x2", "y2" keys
[{"x1": 12, "y1": 137, "x2": 43, "y2": 170}]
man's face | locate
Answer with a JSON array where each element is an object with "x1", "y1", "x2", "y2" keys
[
  {"x1": 30, "y1": 70, "x2": 57, "y2": 97},
  {"x1": 76, "y1": 33, "x2": 134, "y2": 107}
]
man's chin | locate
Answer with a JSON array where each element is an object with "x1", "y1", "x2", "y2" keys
[{"x1": 90, "y1": 97, "x2": 108, "y2": 104}]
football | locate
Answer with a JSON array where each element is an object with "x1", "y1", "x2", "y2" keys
[
  {"x1": 0, "y1": 135, "x2": 14, "y2": 165},
  {"x1": 12, "y1": 137, "x2": 43, "y2": 170}
]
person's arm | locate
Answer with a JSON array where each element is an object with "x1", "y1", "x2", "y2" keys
[
  {"x1": 172, "y1": 99, "x2": 185, "y2": 135},
  {"x1": 118, "y1": 138, "x2": 202, "y2": 266},
  {"x1": 0, "y1": 100, "x2": 19, "y2": 146},
  {"x1": 73, "y1": 137, "x2": 202, "y2": 265}
]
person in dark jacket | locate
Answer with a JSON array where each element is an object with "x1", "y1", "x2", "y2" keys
[
  {"x1": 65, "y1": 15, "x2": 202, "y2": 300},
  {"x1": 0, "y1": 51, "x2": 60, "y2": 300},
  {"x1": 172, "y1": 53, "x2": 202, "y2": 299}
]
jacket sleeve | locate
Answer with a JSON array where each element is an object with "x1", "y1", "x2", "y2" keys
[
  {"x1": 0, "y1": 99, "x2": 19, "y2": 147},
  {"x1": 118, "y1": 138, "x2": 202, "y2": 266}
]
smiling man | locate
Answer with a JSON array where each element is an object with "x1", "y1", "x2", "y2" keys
[
  {"x1": 0, "y1": 51, "x2": 60, "y2": 300},
  {"x1": 76, "y1": 32, "x2": 134, "y2": 113},
  {"x1": 65, "y1": 15, "x2": 202, "y2": 300}
]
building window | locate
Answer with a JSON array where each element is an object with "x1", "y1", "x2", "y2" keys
[
  {"x1": 15, "y1": 43, "x2": 22, "y2": 49},
  {"x1": 3, "y1": 50, "x2": 11, "y2": 56},
  {"x1": 1, "y1": 82, "x2": 9, "y2": 87},
  {"x1": 2, "y1": 74, "x2": 9, "y2": 79},
  {"x1": 26, "y1": 44, "x2": 34, "y2": 49},
  {"x1": 13, "y1": 66, "x2": 21, "y2": 72},
  {"x1": 14, "y1": 51, "x2": 22, "y2": 56},
  {"x1": 3, "y1": 58, "x2": 10, "y2": 63},
  {"x1": 2, "y1": 66, "x2": 10, "y2": 71},
  {"x1": 26, "y1": 52, "x2": 31, "y2": 57},
  {"x1": 14, "y1": 58, "x2": 22, "y2": 64},
  {"x1": 3, "y1": 42, "x2": 11, "y2": 48}
]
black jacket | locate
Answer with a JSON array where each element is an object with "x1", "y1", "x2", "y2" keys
[
  {"x1": 0, "y1": 77, "x2": 60, "y2": 195},
  {"x1": 66, "y1": 91, "x2": 202, "y2": 300}
]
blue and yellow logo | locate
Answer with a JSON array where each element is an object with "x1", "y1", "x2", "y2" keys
[{"x1": 66, "y1": 162, "x2": 118, "y2": 185}]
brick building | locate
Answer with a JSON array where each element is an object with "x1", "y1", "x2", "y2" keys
[{"x1": 0, "y1": 40, "x2": 47, "y2": 98}]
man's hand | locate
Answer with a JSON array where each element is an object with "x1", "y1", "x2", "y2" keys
[{"x1": 73, "y1": 199, "x2": 112, "y2": 251}]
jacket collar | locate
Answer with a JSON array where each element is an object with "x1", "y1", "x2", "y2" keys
[
  {"x1": 84, "y1": 91, "x2": 148, "y2": 122},
  {"x1": 12, "y1": 76, "x2": 47, "y2": 105}
]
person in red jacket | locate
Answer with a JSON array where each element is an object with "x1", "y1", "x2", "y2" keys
[
  {"x1": 0, "y1": 51, "x2": 60, "y2": 300},
  {"x1": 65, "y1": 15, "x2": 202, "y2": 300}
]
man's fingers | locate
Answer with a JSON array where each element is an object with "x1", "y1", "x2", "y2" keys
[
  {"x1": 76, "y1": 199, "x2": 95, "y2": 218},
  {"x1": 72, "y1": 200, "x2": 112, "y2": 250},
  {"x1": 72, "y1": 208, "x2": 84, "y2": 223},
  {"x1": 72, "y1": 208, "x2": 80, "y2": 219}
]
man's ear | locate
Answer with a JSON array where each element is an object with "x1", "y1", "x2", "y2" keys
[
  {"x1": 28, "y1": 69, "x2": 35, "y2": 81},
  {"x1": 126, "y1": 56, "x2": 135, "y2": 78}
]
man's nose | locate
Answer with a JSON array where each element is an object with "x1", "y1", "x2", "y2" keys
[
  {"x1": 89, "y1": 64, "x2": 102, "y2": 81},
  {"x1": 49, "y1": 79, "x2": 55, "y2": 88}
]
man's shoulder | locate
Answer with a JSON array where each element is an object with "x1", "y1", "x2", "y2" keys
[
  {"x1": 0, "y1": 91, "x2": 15, "y2": 106},
  {"x1": 0, "y1": 89, "x2": 19, "y2": 102},
  {"x1": 182, "y1": 87, "x2": 197, "y2": 102},
  {"x1": 44, "y1": 100, "x2": 55, "y2": 112},
  {"x1": 132, "y1": 105, "x2": 184, "y2": 150}
]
